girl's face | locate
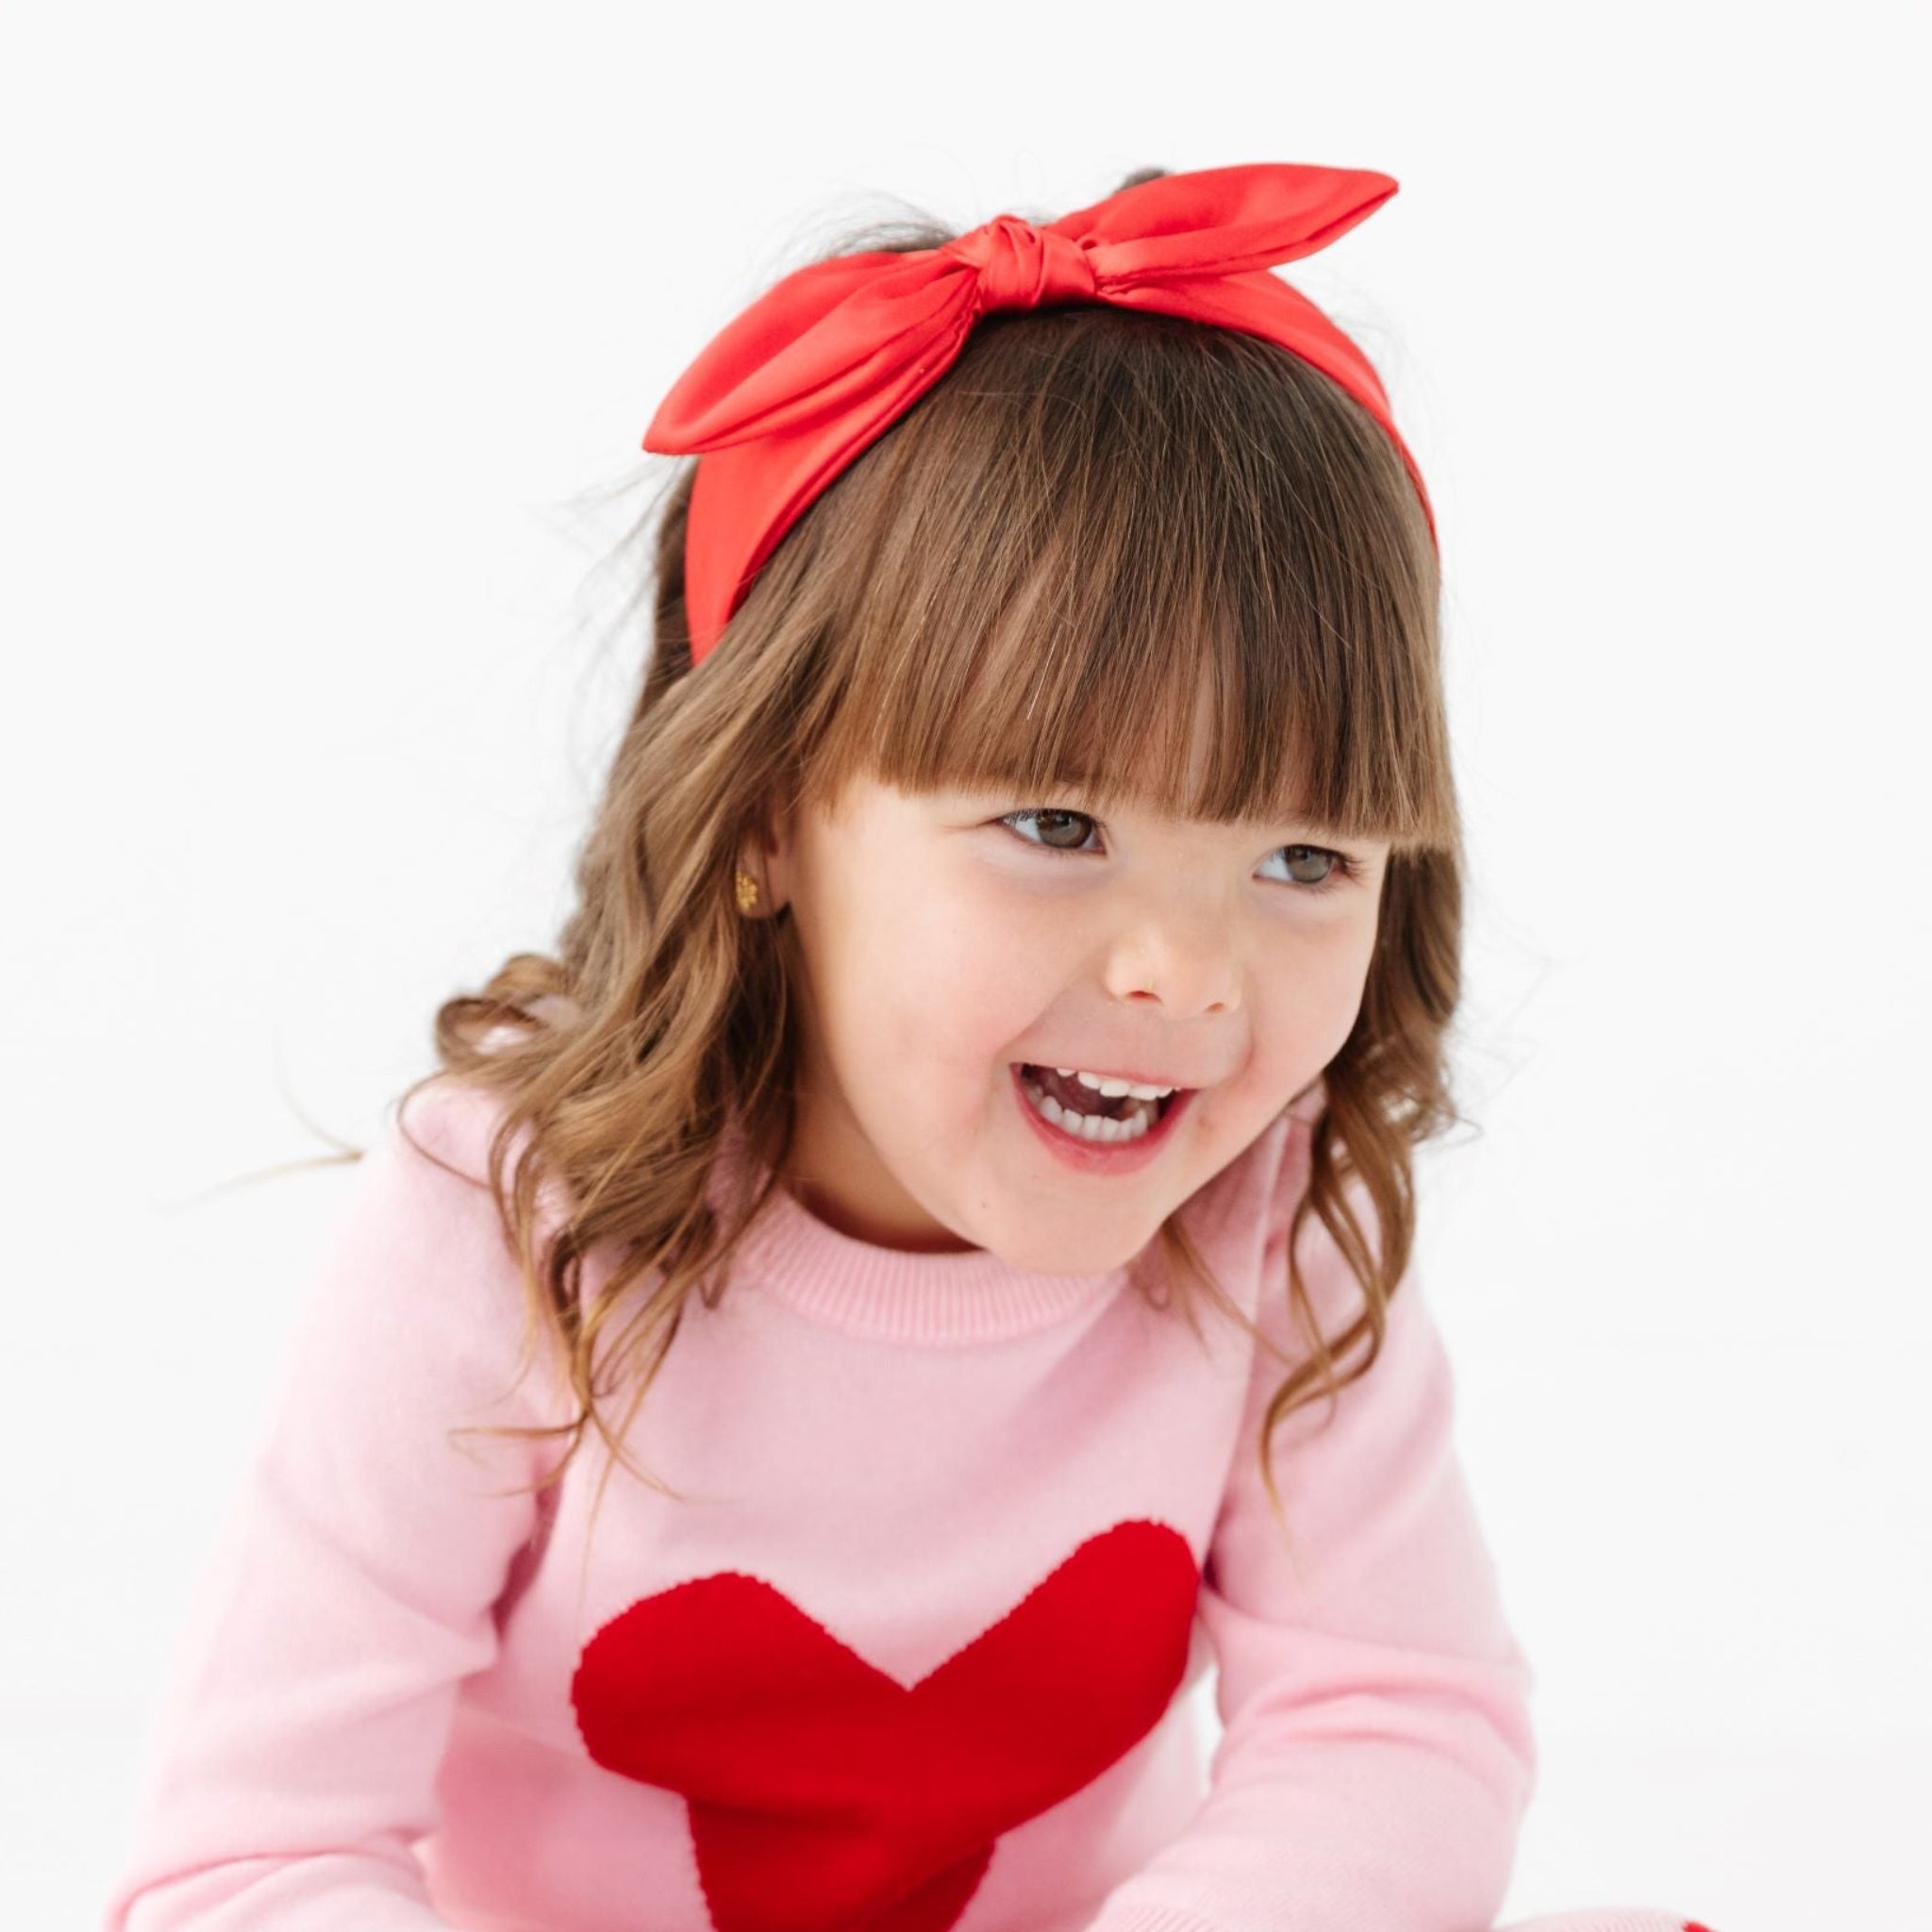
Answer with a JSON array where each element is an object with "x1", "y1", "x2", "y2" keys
[{"x1": 758, "y1": 773, "x2": 1391, "y2": 1272}]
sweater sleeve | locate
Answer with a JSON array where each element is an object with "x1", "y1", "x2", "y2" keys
[
  {"x1": 100, "y1": 1081, "x2": 564, "y2": 1932},
  {"x1": 1081, "y1": 1137, "x2": 1539, "y2": 1932}
]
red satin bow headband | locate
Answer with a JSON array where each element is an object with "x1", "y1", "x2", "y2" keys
[{"x1": 642, "y1": 161, "x2": 1433, "y2": 666}]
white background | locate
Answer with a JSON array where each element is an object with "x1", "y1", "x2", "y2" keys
[{"x1": 5, "y1": 4, "x2": 1926, "y2": 1928}]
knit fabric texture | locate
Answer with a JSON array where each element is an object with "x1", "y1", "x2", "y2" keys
[{"x1": 100, "y1": 1075, "x2": 1714, "y2": 1932}]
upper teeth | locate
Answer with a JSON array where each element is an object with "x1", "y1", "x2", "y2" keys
[{"x1": 1055, "y1": 1067, "x2": 1176, "y2": 1101}]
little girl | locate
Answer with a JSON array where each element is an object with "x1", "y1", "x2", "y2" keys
[{"x1": 102, "y1": 163, "x2": 1719, "y2": 1932}]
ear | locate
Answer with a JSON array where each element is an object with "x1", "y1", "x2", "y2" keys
[{"x1": 737, "y1": 794, "x2": 794, "y2": 919}]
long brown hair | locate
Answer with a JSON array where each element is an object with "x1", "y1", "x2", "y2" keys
[{"x1": 355, "y1": 167, "x2": 1464, "y2": 1559}]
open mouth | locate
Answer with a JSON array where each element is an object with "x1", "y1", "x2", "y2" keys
[{"x1": 1014, "y1": 1064, "x2": 1186, "y2": 1147}]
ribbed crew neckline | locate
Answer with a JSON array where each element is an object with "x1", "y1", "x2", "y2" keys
[
  {"x1": 721, "y1": 1165, "x2": 1129, "y2": 1346},
  {"x1": 694, "y1": 1081, "x2": 1325, "y2": 1348}
]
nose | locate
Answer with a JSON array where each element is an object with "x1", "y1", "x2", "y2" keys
[{"x1": 1100, "y1": 888, "x2": 1241, "y2": 1018}]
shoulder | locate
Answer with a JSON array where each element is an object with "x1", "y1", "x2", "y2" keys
[
  {"x1": 386, "y1": 1060, "x2": 590, "y2": 1276},
  {"x1": 275, "y1": 1074, "x2": 568, "y2": 1441},
  {"x1": 390, "y1": 1066, "x2": 509, "y2": 1182},
  {"x1": 400, "y1": 1065, "x2": 502, "y2": 1152},
  {"x1": 320, "y1": 1079, "x2": 518, "y2": 1287},
  {"x1": 350, "y1": 1072, "x2": 546, "y2": 1273},
  {"x1": 389, "y1": 1020, "x2": 558, "y2": 1190}
]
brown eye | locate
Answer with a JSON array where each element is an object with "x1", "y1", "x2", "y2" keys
[
  {"x1": 1003, "y1": 808, "x2": 1098, "y2": 852},
  {"x1": 1260, "y1": 843, "x2": 1355, "y2": 891}
]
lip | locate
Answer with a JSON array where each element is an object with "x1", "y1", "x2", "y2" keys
[{"x1": 1009, "y1": 1063, "x2": 1194, "y2": 1174}]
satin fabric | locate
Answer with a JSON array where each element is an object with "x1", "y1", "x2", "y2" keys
[{"x1": 641, "y1": 161, "x2": 1437, "y2": 665}]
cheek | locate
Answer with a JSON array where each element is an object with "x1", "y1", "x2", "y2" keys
[
  {"x1": 869, "y1": 889, "x2": 1058, "y2": 1074},
  {"x1": 814, "y1": 888, "x2": 1008, "y2": 1061},
  {"x1": 1258, "y1": 926, "x2": 1379, "y2": 1068},
  {"x1": 1314, "y1": 960, "x2": 1373, "y2": 1057},
  {"x1": 930, "y1": 910, "x2": 1045, "y2": 1034}
]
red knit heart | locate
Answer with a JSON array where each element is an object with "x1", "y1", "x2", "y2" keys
[{"x1": 571, "y1": 1520, "x2": 1200, "y2": 1932}]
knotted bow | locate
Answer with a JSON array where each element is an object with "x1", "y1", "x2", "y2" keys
[{"x1": 643, "y1": 162, "x2": 1434, "y2": 665}]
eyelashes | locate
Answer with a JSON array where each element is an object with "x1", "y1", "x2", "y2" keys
[
  {"x1": 1259, "y1": 845, "x2": 1364, "y2": 892},
  {"x1": 996, "y1": 808, "x2": 1365, "y2": 893}
]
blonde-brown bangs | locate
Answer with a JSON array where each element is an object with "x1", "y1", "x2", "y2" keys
[{"x1": 796, "y1": 304, "x2": 1457, "y2": 850}]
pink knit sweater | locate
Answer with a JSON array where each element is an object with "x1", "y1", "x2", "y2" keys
[{"x1": 101, "y1": 1072, "x2": 1553, "y2": 1932}]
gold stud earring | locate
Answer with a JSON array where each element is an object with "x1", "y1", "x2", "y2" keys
[{"x1": 735, "y1": 868, "x2": 760, "y2": 914}]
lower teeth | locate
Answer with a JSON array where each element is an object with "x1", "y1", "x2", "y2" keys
[{"x1": 1020, "y1": 1073, "x2": 1159, "y2": 1145}]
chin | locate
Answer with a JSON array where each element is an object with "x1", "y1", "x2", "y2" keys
[{"x1": 990, "y1": 1220, "x2": 1157, "y2": 1279}]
